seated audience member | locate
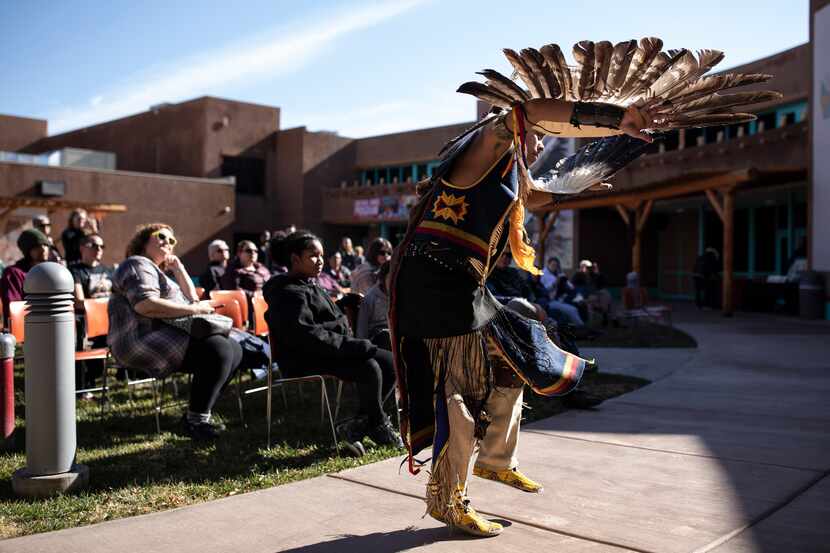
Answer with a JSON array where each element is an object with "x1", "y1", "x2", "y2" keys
[
  {"x1": 317, "y1": 252, "x2": 351, "y2": 299},
  {"x1": 61, "y1": 208, "x2": 98, "y2": 264},
  {"x1": 32, "y1": 215, "x2": 63, "y2": 263},
  {"x1": 540, "y1": 256, "x2": 562, "y2": 291},
  {"x1": 108, "y1": 223, "x2": 242, "y2": 440},
  {"x1": 586, "y1": 261, "x2": 618, "y2": 326},
  {"x1": 555, "y1": 274, "x2": 589, "y2": 324},
  {"x1": 258, "y1": 231, "x2": 271, "y2": 268},
  {"x1": 324, "y1": 251, "x2": 351, "y2": 286},
  {"x1": 356, "y1": 261, "x2": 391, "y2": 349},
  {"x1": 220, "y1": 240, "x2": 271, "y2": 314},
  {"x1": 263, "y1": 231, "x2": 400, "y2": 455},
  {"x1": 353, "y1": 245, "x2": 366, "y2": 267},
  {"x1": 1, "y1": 229, "x2": 51, "y2": 326},
  {"x1": 486, "y1": 252, "x2": 547, "y2": 321},
  {"x1": 528, "y1": 269, "x2": 584, "y2": 327},
  {"x1": 267, "y1": 231, "x2": 288, "y2": 274},
  {"x1": 339, "y1": 236, "x2": 359, "y2": 271},
  {"x1": 199, "y1": 239, "x2": 230, "y2": 294},
  {"x1": 350, "y1": 238, "x2": 392, "y2": 295},
  {"x1": 70, "y1": 234, "x2": 114, "y2": 391}
]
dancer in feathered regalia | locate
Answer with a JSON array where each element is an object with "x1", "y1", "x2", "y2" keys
[{"x1": 388, "y1": 37, "x2": 778, "y2": 537}]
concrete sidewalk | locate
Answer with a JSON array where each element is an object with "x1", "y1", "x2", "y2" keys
[{"x1": 3, "y1": 306, "x2": 829, "y2": 553}]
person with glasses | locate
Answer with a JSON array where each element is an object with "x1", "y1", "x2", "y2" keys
[
  {"x1": 220, "y1": 240, "x2": 272, "y2": 317},
  {"x1": 350, "y1": 238, "x2": 393, "y2": 295},
  {"x1": 70, "y1": 234, "x2": 114, "y2": 306},
  {"x1": 199, "y1": 239, "x2": 230, "y2": 294},
  {"x1": 108, "y1": 223, "x2": 242, "y2": 440},
  {"x1": 69, "y1": 234, "x2": 114, "y2": 393}
]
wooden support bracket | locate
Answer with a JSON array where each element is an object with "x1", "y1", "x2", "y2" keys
[
  {"x1": 636, "y1": 200, "x2": 653, "y2": 234},
  {"x1": 705, "y1": 189, "x2": 725, "y2": 223},
  {"x1": 615, "y1": 204, "x2": 630, "y2": 227}
]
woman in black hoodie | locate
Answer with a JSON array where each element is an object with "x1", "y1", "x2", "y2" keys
[{"x1": 263, "y1": 231, "x2": 400, "y2": 455}]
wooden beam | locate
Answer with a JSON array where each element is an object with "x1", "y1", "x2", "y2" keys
[
  {"x1": 722, "y1": 189, "x2": 735, "y2": 317},
  {"x1": 537, "y1": 169, "x2": 754, "y2": 212},
  {"x1": 615, "y1": 204, "x2": 630, "y2": 227},
  {"x1": 0, "y1": 196, "x2": 127, "y2": 213},
  {"x1": 705, "y1": 189, "x2": 725, "y2": 223}
]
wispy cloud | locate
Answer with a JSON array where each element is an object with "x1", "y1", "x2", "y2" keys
[
  {"x1": 293, "y1": 87, "x2": 477, "y2": 138},
  {"x1": 48, "y1": 0, "x2": 427, "y2": 134}
]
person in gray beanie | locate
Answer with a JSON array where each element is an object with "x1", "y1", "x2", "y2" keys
[{"x1": 1, "y1": 228, "x2": 51, "y2": 326}]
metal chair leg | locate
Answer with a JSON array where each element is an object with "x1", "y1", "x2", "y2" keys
[
  {"x1": 318, "y1": 376, "x2": 339, "y2": 456},
  {"x1": 266, "y1": 358, "x2": 273, "y2": 448},
  {"x1": 152, "y1": 379, "x2": 161, "y2": 434},
  {"x1": 236, "y1": 370, "x2": 246, "y2": 427},
  {"x1": 334, "y1": 380, "x2": 343, "y2": 421},
  {"x1": 100, "y1": 362, "x2": 108, "y2": 419}
]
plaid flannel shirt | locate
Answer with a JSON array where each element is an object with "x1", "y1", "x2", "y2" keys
[{"x1": 108, "y1": 256, "x2": 190, "y2": 377}]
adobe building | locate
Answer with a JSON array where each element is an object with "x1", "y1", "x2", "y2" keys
[
  {"x1": 2, "y1": 39, "x2": 824, "y2": 317},
  {"x1": 2, "y1": 97, "x2": 470, "y2": 270}
]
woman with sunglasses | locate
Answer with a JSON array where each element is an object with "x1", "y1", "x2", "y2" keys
[
  {"x1": 350, "y1": 238, "x2": 393, "y2": 295},
  {"x1": 108, "y1": 223, "x2": 243, "y2": 440},
  {"x1": 220, "y1": 240, "x2": 272, "y2": 316}
]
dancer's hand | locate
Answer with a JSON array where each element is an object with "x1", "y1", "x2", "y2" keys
[{"x1": 620, "y1": 106, "x2": 655, "y2": 142}]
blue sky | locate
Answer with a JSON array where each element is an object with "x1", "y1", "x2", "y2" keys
[{"x1": 0, "y1": 0, "x2": 808, "y2": 138}]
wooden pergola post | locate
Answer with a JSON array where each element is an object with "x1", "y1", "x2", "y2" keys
[
  {"x1": 722, "y1": 189, "x2": 735, "y2": 316},
  {"x1": 535, "y1": 209, "x2": 559, "y2": 265},
  {"x1": 705, "y1": 188, "x2": 735, "y2": 316},
  {"x1": 633, "y1": 200, "x2": 653, "y2": 275},
  {"x1": 617, "y1": 201, "x2": 653, "y2": 275}
]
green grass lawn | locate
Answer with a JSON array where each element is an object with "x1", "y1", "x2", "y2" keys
[{"x1": 0, "y1": 363, "x2": 648, "y2": 540}]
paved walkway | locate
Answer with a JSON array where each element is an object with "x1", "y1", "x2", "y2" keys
[{"x1": 3, "y1": 305, "x2": 829, "y2": 553}]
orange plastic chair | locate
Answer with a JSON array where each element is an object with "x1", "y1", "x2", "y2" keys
[
  {"x1": 211, "y1": 298, "x2": 244, "y2": 330},
  {"x1": 8, "y1": 301, "x2": 28, "y2": 346},
  {"x1": 251, "y1": 294, "x2": 269, "y2": 337},
  {"x1": 195, "y1": 287, "x2": 206, "y2": 300},
  {"x1": 210, "y1": 290, "x2": 249, "y2": 327},
  {"x1": 75, "y1": 297, "x2": 110, "y2": 362}
]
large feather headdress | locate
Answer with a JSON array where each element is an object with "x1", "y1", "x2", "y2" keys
[
  {"x1": 448, "y1": 38, "x2": 780, "y2": 196},
  {"x1": 458, "y1": 37, "x2": 781, "y2": 137}
]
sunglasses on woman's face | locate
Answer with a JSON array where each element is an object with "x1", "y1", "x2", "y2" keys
[
  {"x1": 242, "y1": 248, "x2": 258, "y2": 254},
  {"x1": 152, "y1": 230, "x2": 177, "y2": 246}
]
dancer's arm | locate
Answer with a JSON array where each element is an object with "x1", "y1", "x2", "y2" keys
[{"x1": 446, "y1": 100, "x2": 653, "y2": 188}]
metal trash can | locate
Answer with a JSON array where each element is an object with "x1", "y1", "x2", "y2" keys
[{"x1": 798, "y1": 271, "x2": 826, "y2": 320}]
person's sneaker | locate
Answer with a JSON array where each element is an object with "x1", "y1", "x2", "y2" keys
[
  {"x1": 366, "y1": 420, "x2": 404, "y2": 448},
  {"x1": 473, "y1": 466, "x2": 544, "y2": 493},
  {"x1": 336, "y1": 418, "x2": 367, "y2": 457},
  {"x1": 180, "y1": 416, "x2": 223, "y2": 441}
]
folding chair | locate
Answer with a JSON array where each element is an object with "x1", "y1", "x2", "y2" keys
[
  {"x1": 210, "y1": 290, "x2": 249, "y2": 328},
  {"x1": 244, "y1": 332, "x2": 339, "y2": 453},
  {"x1": 7, "y1": 301, "x2": 27, "y2": 356},
  {"x1": 622, "y1": 287, "x2": 672, "y2": 325},
  {"x1": 195, "y1": 286, "x2": 206, "y2": 300},
  {"x1": 121, "y1": 300, "x2": 245, "y2": 433},
  {"x1": 251, "y1": 294, "x2": 269, "y2": 337},
  {"x1": 209, "y1": 298, "x2": 246, "y2": 425},
  {"x1": 75, "y1": 297, "x2": 112, "y2": 415}
]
